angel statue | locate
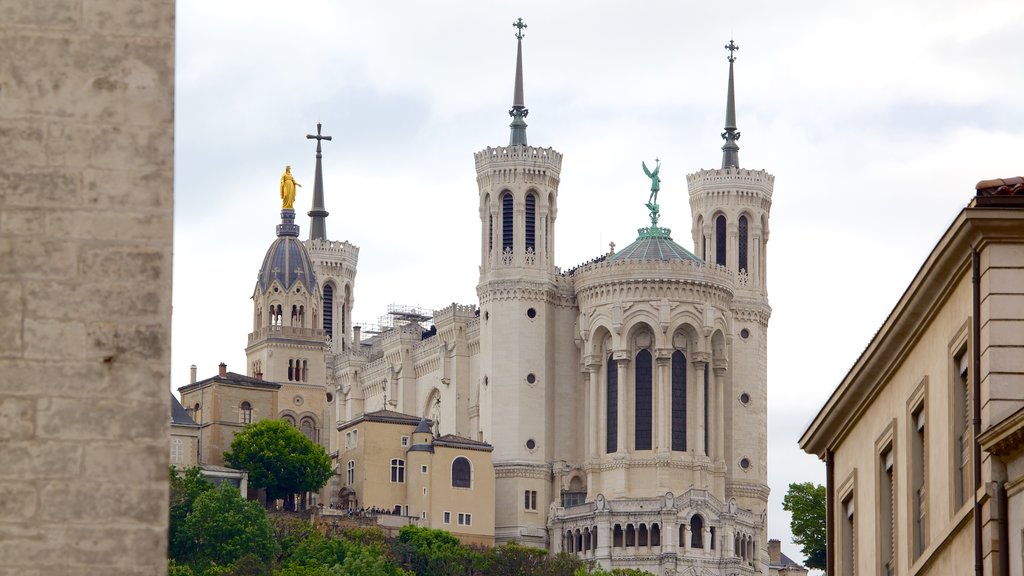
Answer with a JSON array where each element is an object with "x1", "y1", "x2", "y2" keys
[{"x1": 643, "y1": 159, "x2": 661, "y2": 207}]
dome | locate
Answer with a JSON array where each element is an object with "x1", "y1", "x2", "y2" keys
[
  {"x1": 607, "y1": 225, "x2": 702, "y2": 263},
  {"x1": 256, "y1": 210, "x2": 318, "y2": 294}
]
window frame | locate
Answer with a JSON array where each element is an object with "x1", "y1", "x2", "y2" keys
[{"x1": 390, "y1": 458, "x2": 405, "y2": 483}]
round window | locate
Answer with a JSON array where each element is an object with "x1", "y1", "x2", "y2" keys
[
  {"x1": 740, "y1": 328, "x2": 750, "y2": 339},
  {"x1": 326, "y1": 393, "x2": 334, "y2": 403},
  {"x1": 527, "y1": 307, "x2": 537, "y2": 319},
  {"x1": 293, "y1": 395, "x2": 303, "y2": 406},
  {"x1": 739, "y1": 392, "x2": 750, "y2": 405},
  {"x1": 526, "y1": 438, "x2": 536, "y2": 450},
  {"x1": 739, "y1": 457, "x2": 751, "y2": 470},
  {"x1": 526, "y1": 373, "x2": 536, "y2": 384}
]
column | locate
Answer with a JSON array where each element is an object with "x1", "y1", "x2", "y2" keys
[
  {"x1": 714, "y1": 365, "x2": 726, "y2": 462},
  {"x1": 693, "y1": 358, "x2": 707, "y2": 457},
  {"x1": 655, "y1": 350, "x2": 671, "y2": 453},
  {"x1": 586, "y1": 359, "x2": 600, "y2": 459},
  {"x1": 614, "y1": 351, "x2": 630, "y2": 454}
]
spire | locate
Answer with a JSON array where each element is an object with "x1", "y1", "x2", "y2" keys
[
  {"x1": 306, "y1": 122, "x2": 332, "y2": 241},
  {"x1": 721, "y1": 39, "x2": 741, "y2": 169},
  {"x1": 508, "y1": 18, "x2": 529, "y2": 146}
]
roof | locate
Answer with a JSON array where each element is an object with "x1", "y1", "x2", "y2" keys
[
  {"x1": 256, "y1": 210, "x2": 318, "y2": 295},
  {"x1": 434, "y1": 434, "x2": 494, "y2": 452},
  {"x1": 607, "y1": 226, "x2": 702, "y2": 263},
  {"x1": 178, "y1": 371, "x2": 281, "y2": 394},
  {"x1": 338, "y1": 409, "x2": 428, "y2": 431},
  {"x1": 170, "y1": 394, "x2": 198, "y2": 426}
]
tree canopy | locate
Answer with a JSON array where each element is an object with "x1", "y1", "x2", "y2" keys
[
  {"x1": 179, "y1": 485, "x2": 277, "y2": 570},
  {"x1": 169, "y1": 466, "x2": 215, "y2": 561},
  {"x1": 782, "y1": 482, "x2": 826, "y2": 570},
  {"x1": 224, "y1": 419, "x2": 333, "y2": 503}
]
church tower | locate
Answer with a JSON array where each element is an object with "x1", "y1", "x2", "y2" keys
[
  {"x1": 687, "y1": 39, "x2": 774, "y2": 564},
  {"x1": 475, "y1": 19, "x2": 575, "y2": 546}
]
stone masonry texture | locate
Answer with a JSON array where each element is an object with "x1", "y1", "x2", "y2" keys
[{"x1": 0, "y1": 1, "x2": 174, "y2": 574}]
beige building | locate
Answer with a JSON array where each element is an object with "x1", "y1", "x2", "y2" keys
[
  {"x1": 800, "y1": 179, "x2": 1024, "y2": 576},
  {"x1": 338, "y1": 410, "x2": 496, "y2": 546},
  {"x1": 171, "y1": 395, "x2": 201, "y2": 469}
]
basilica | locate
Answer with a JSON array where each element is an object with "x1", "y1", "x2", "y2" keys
[{"x1": 182, "y1": 26, "x2": 777, "y2": 576}]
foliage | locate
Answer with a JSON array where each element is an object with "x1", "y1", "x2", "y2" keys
[
  {"x1": 270, "y1": 516, "x2": 318, "y2": 563},
  {"x1": 783, "y1": 482, "x2": 827, "y2": 570},
  {"x1": 224, "y1": 419, "x2": 333, "y2": 504},
  {"x1": 178, "y1": 485, "x2": 278, "y2": 571},
  {"x1": 577, "y1": 568, "x2": 656, "y2": 576},
  {"x1": 395, "y1": 524, "x2": 478, "y2": 576},
  {"x1": 282, "y1": 530, "x2": 408, "y2": 576},
  {"x1": 168, "y1": 559, "x2": 197, "y2": 576},
  {"x1": 169, "y1": 466, "x2": 215, "y2": 561}
]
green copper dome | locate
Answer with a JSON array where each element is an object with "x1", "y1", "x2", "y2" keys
[{"x1": 607, "y1": 226, "x2": 702, "y2": 263}]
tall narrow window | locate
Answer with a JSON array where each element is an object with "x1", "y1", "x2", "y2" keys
[
  {"x1": 501, "y1": 192, "x2": 513, "y2": 251},
  {"x1": 634, "y1": 349, "x2": 652, "y2": 450},
  {"x1": 302, "y1": 360, "x2": 308, "y2": 382},
  {"x1": 841, "y1": 494, "x2": 855, "y2": 576},
  {"x1": 738, "y1": 215, "x2": 749, "y2": 272},
  {"x1": 390, "y1": 458, "x2": 405, "y2": 483},
  {"x1": 239, "y1": 401, "x2": 252, "y2": 424},
  {"x1": 880, "y1": 446, "x2": 894, "y2": 576},
  {"x1": 715, "y1": 214, "x2": 727, "y2": 266},
  {"x1": 704, "y1": 367, "x2": 710, "y2": 455},
  {"x1": 322, "y1": 284, "x2": 334, "y2": 340},
  {"x1": 346, "y1": 460, "x2": 354, "y2": 485},
  {"x1": 954, "y1": 351, "x2": 970, "y2": 508},
  {"x1": 606, "y1": 355, "x2": 618, "y2": 454},
  {"x1": 287, "y1": 359, "x2": 294, "y2": 381},
  {"x1": 671, "y1": 350, "x2": 687, "y2": 451},
  {"x1": 690, "y1": 515, "x2": 704, "y2": 549},
  {"x1": 912, "y1": 404, "x2": 927, "y2": 558},
  {"x1": 451, "y1": 457, "x2": 471, "y2": 488},
  {"x1": 525, "y1": 193, "x2": 536, "y2": 252},
  {"x1": 488, "y1": 214, "x2": 493, "y2": 252},
  {"x1": 300, "y1": 418, "x2": 315, "y2": 442}
]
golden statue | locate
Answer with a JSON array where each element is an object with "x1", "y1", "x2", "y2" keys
[{"x1": 280, "y1": 165, "x2": 302, "y2": 209}]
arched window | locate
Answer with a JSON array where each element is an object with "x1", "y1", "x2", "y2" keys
[
  {"x1": 613, "y1": 524, "x2": 623, "y2": 547},
  {"x1": 625, "y1": 524, "x2": 636, "y2": 547},
  {"x1": 606, "y1": 354, "x2": 617, "y2": 454},
  {"x1": 738, "y1": 215, "x2": 749, "y2": 272},
  {"x1": 298, "y1": 305, "x2": 305, "y2": 327},
  {"x1": 300, "y1": 417, "x2": 315, "y2": 442},
  {"x1": 592, "y1": 526, "x2": 598, "y2": 549},
  {"x1": 488, "y1": 214, "x2": 493, "y2": 253},
  {"x1": 291, "y1": 304, "x2": 298, "y2": 325},
  {"x1": 651, "y1": 523, "x2": 661, "y2": 547},
  {"x1": 704, "y1": 367, "x2": 710, "y2": 454},
  {"x1": 715, "y1": 214, "x2": 727, "y2": 266},
  {"x1": 322, "y1": 284, "x2": 334, "y2": 339},
  {"x1": 565, "y1": 531, "x2": 574, "y2": 552},
  {"x1": 690, "y1": 514, "x2": 704, "y2": 549},
  {"x1": 710, "y1": 526, "x2": 716, "y2": 550},
  {"x1": 451, "y1": 457, "x2": 471, "y2": 488},
  {"x1": 575, "y1": 529, "x2": 582, "y2": 553},
  {"x1": 283, "y1": 414, "x2": 295, "y2": 426},
  {"x1": 302, "y1": 359, "x2": 308, "y2": 382},
  {"x1": 525, "y1": 192, "x2": 536, "y2": 252},
  {"x1": 390, "y1": 458, "x2": 405, "y2": 483},
  {"x1": 671, "y1": 350, "x2": 687, "y2": 451},
  {"x1": 287, "y1": 359, "x2": 294, "y2": 381},
  {"x1": 501, "y1": 192, "x2": 513, "y2": 251},
  {"x1": 634, "y1": 349, "x2": 652, "y2": 450},
  {"x1": 638, "y1": 523, "x2": 649, "y2": 546},
  {"x1": 346, "y1": 460, "x2": 355, "y2": 485},
  {"x1": 239, "y1": 401, "x2": 252, "y2": 424}
]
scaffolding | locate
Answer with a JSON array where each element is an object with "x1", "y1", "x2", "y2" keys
[{"x1": 358, "y1": 303, "x2": 433, "y2": 336}]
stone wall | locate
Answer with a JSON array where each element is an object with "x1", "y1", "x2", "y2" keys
[{"x1": 0, "y1": 1, "x2": 175, "y2": 574}]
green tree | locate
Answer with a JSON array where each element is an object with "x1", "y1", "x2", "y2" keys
[
  {"x1": 169, "y1": 466, "x2": 215, "y2": 561},
  {"x1": 394, "y1": 525, "x2": 477, "y2": 576},
  {"x1": 178, "y1": 485, "x2": 277, "y2": 571},
  {"x1": 783, "y1": 482, "x2": 826, "y2": 570},
  {"x1": 224, "y1": 419, "x2": 333, "y2": 505}
]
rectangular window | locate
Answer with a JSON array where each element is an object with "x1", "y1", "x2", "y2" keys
[
  {"x1": 524, "y1": 490, "x2": 537, "y2": 510},
  {"x1": 421, "y1": 465, "x2": 428, "y2": 474},
  {"x1": 170, "y1": 438, "x2": 184, "y2": 463},
  {"x1": 953, "y1": 350, "x2": 970, "y2": 509},
  {"x1": 561, "y1": 491, "x2": 586, "y2": 507},
  {"x1": 390, "y1": 458, "x2": 405, "y2": 483},
  {"x1": 841, "y1": 493, "x2": 855, "y2": 576},
  {"x1": 912, "y1": 403, "x2": 927, "y2": 558},
  {"x1": 456, "y1": 512, "x2": 472, "y2": 526},
  {"x1": 606, "y1": 356, "x2": 618, "y2": 453},
  {"x1": 422, "y1": 487, "x2": 427, "y2": 495},
  {"x1": 880, "y1": 446, "x2": 895, "y2": 576},
  {"x1": 458, "y1": 513, "x2": 465, "y2": 525},
  {"x1": 401, "y1": 435, "x2": 409, "y2": 447},
  {"x1": 443, "y1": 511, "x2": 451, "y2": 524}
]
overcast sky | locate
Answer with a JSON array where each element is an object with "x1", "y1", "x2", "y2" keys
[{"x1": 173, "y1": 0, "x2": 1024, "y2": 567}]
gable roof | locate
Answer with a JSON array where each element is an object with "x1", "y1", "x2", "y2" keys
[{"x1": 170, "y1": 394, "x2": 198, "y2": 426}]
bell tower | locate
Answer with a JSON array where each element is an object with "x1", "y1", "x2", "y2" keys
[{"x1": 475, "y1": 19, "x2": 569, "y2": 547}]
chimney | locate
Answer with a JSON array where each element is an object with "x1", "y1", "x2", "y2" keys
[
  {"x1": 353, "y1": 325, "x2": 361, "y2": 346},
  {"x1": 190, "y1": 364, "x2": 197, "y2": 384},
  {"x1": 255, "y1": 370, "x2": 263, "y2": 381},
  {"x1": 768, "y1": 539, "x2": 781, "y2": 564},
  {"x1": 219, "y1": 362, "x2": 227, "y2": 377}
]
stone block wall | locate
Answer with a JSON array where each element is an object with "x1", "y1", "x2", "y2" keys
[{"x1": 0, "y1": 1, "x2": 175, "y2": 574}]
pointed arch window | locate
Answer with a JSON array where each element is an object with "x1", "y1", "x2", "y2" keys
[
  {"x1": 322, "y1": 284, "x2": 334, "y2": 339},
  {"x1": 738, "y1": 215, "x2": 749, "y2": 272},
  {"x1": 501, "y1": 192, "x2": 513, "y2": 251},
  {"x1": 606, "y1": 354, "x2": 617, "y2": 454},
  {"x1": 525, "y1": 193, "x2": 536, "y2": 252},
  {"x1": 634, "y1": 349, "x2": 652, "y2": 450},
  {"x1": 671, "y1": 350, "x2": 687, "y2": 451},
  {"x1": 715, "y1": 214, "x2": 727, "y2": 266}
]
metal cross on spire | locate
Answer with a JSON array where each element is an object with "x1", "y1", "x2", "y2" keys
[
  {"x1": 306, "y1": 122, "x2": 332, "y2": 156},
  {"x1": 725, "y1": 39, "x2": 739, "y2": 63},
  {"x1": 513, "y1": 18, "x2": 527, "y2": 39}
]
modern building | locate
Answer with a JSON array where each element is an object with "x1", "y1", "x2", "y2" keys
[
  {"x1": 799, "y1": 178, "x2": 1024, "y2": 576},
  {"x1": 183, "y1": 28, "x2": 780, "y2": 575}
]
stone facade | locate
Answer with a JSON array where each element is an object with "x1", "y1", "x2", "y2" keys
[
  {"x1": 0, "y1": 1, "x2": 175, "y2": 573},
  {"x1": 800, "y1": 181, "x2": 1024, "y2": 576}
]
